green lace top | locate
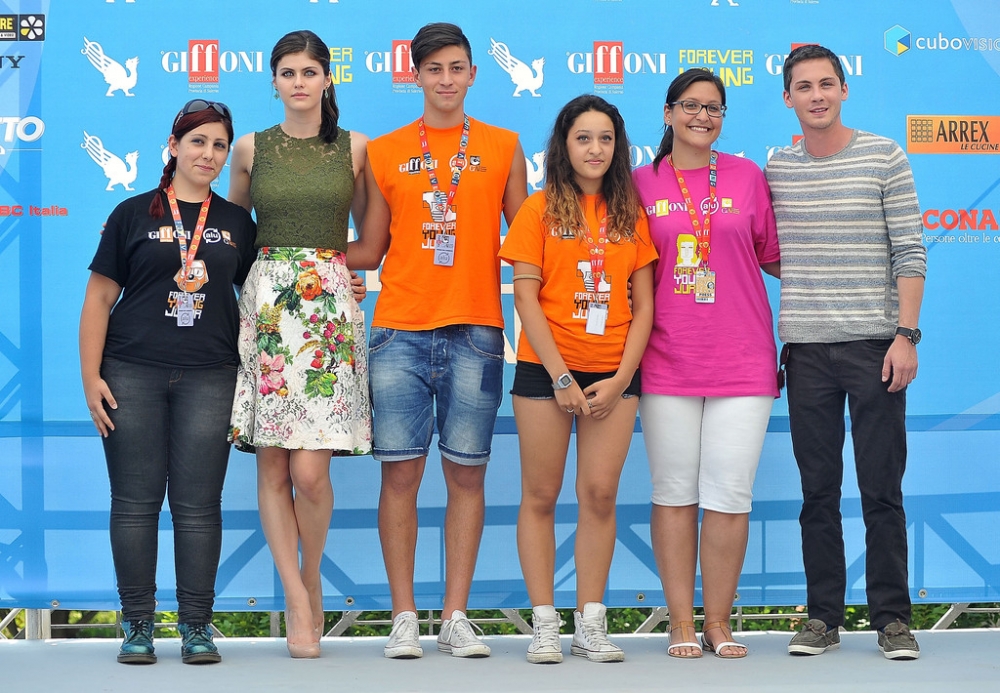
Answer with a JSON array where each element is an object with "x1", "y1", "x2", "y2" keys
[{"x1": 249, "y1": 125, "x2": 354, "y2": 252}]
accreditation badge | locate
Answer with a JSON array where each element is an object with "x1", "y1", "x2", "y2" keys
[
  {"x1": 434, "y1": 233, "x2": 456, "y2": 267},
  {"x1": 694, "y1": 269, "x2": 716, "y2": 304},
  {"x1": 176, "y1": 292, "x2": 195, "y2": 327},
  {"x1": 586, "y1": 302, "x2": 608, "y2": 335}
]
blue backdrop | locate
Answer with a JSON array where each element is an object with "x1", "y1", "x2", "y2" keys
[{"x1": 2, "y1": 0, "x2": 999, "y2": 612}]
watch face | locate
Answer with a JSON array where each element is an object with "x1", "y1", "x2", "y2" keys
[
  {"x1": 555, "y1": 374, "x2": 573, "y2": 389},
  {"x1": 910, "y1": 328, "x2": 922, "y2": 345}
]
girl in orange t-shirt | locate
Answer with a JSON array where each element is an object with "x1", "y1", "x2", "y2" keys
[{"x1": 499, "y1": 94, "x2": 656, "y2": 664}]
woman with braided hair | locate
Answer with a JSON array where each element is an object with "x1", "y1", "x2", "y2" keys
[{"x1": 80, "y1": 99, "x2": 256, "y2": 665}]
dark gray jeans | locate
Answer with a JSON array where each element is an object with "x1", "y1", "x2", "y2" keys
[
  {"x1": 786, "y1": 340, "x2": 911, "y2": 631},
  {"x1": 100, "y1": 357, "x2": 235, "y2": 624}
]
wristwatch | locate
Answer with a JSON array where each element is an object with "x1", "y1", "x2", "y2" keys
[
  {"x1": 552, "y1": 373, "x2": 573, "y2": 390},
  {"x1": 895, "y1": 326, "x2": 922, "y2": 345}
]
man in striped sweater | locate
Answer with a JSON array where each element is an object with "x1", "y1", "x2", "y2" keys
[{"x1": 765, "y1": 44, "x2": 927, "y2": 661}]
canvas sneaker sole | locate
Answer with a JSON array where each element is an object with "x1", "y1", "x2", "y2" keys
[
  {"x1": 879, "y1": 643, "x2": 920, "y2": 660},
  {"x1": 527, "y1": 648, "x2": 563, "y2": 664},
  {"x1": 437, "y1": 640, "x2": 491, "y2": 657},
  {"x1": 571, "y1": 644, "x2": 625, "y2": 662},
  {"x1": 788, "y1": 641, "x2": 839, "y2": 656},
  {"x1": 384, "y1": 644, "x2": 423, "y2": 659}
]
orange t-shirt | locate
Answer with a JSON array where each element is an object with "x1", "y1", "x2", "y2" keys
[
  {"x1": 499, "y1": 191, "x2": 657, "y2": 371},
  {"x1": 367, "y1": 117, "x2": 519, "y2": 330}
]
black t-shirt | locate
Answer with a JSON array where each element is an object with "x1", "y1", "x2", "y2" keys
[{"x1": 89, "y1": 189, "x2": 258, "y2": 368}]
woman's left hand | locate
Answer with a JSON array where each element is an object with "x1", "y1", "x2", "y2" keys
[
  {"x1": 582, "y1": 377, "x2": 628, "y2": 420},
  {"x1": 349, "y1": 271, "x2": 367, "y2": 302}
]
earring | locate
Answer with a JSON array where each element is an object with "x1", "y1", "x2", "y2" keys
[
  {"x1": 273, "y1": 88, "x2": 279, "y2": 100},
  {"x1": 323, "y1": 88, "x2": 329, "y2": 99}
]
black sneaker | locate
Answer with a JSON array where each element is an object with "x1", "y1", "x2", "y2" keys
[
  {"x1": 179, "y1": 623, "x2": 222, "y2": 664},
  {"x1": 878, "y1": 620, "x2": 920, "y2": 660},
  {"x1": 118, "y1": 620, "x2": 156, "y2": 664},
  {"x1": 788, "y1": 619, "x2": 840, "y2": 655}
]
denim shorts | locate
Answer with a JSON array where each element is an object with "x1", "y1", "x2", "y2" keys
[
  {"x1": 511, "y1": 360, "x2": 641, "y2": 399},
  {"x1": 368, "y1": 324, "x2": 504, "y2": 465}
]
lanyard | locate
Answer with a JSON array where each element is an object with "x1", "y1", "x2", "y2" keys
[
  {"x1": 165, "y1": 186, "x2": 212, "y2": 287},
  {"x1": 582, "y1": 215, "x2": 608, "y2": 301},
  {"x1": 418, "y1": 115, "x2": 470, "y2": 223},
  {"x1": 669, "y1": 150, "x2": 717, "y2": 269}
]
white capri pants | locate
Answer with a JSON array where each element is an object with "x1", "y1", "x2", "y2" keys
[{"x1": 639, "y1": 395, "x2": 774, "y2": 513}]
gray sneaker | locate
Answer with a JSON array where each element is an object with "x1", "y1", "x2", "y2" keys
[
  {"x1": 878, "y1": 620, "x2": 920, "y2": 660},
  {"x1": 788, "y1": 619, "x2": 841, "y2": 655},
  {"x1": 437, "y1": 610, "x2": 491, "y2": 658},
  {"x1": 527, "y1": 605, "x2": 563, "y2": 664},
  {"x1": 384, "y1": 611, "x2": 423, "y2": 659},
  {"x1": 571, "y1": 602, "x2": 624, "y2": 663}
]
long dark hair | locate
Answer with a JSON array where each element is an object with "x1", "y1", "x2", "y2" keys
[
  {"x1": 148, "y1": 107, "x2": 234, "y2": 218},
  {"x1": 271, "y1": 30, "x2": 340, "y2": 144},
  {"x1": 543, "y1": 94, "x2": 640, "y2": 242},
  {"x1": 652, "y1": 69, "x2": 727, "y2": 173}
]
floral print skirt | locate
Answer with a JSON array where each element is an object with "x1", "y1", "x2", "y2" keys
[{"x1": 229, "y1": 247, "x2": 372, "y2": 454}]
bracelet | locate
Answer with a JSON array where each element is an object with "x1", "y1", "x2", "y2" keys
[{"x1": 512, "y1": 273, "x2": 542, "y2": 281}]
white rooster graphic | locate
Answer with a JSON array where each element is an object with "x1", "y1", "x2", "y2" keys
[
  {"x1": 82, "y1": 132, "x2": 139, "y2": 191},
  {"x1": 489, "y1": 39, "x2": 544, "y2": 97},
  {"x1": 82, "y1": 38, "x2": 138, "y2": 97},
  {"x1": 525, "y1": 151, "x2": 545, "y2": 192}
]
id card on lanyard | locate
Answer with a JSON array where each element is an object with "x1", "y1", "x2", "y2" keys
[
  {"x1": 584, "y1": 216, "x2": 609, "y2": 335},
  {"x1": 419, "y1": 115, "x2": 469, "y2": 267},
  {"x1": 671, "y1": 151, "x2": 717, "y2": 304},
  {"x1": 166, "y1": 186, "x2": 211, "y2": 327}
]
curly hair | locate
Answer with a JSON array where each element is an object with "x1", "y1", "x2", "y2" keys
[{"x1": 543, "y1": 94, "x2": 640, "y2": 243}]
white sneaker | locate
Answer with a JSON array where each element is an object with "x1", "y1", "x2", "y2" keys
[
  {"x1": 384, "y1": 611, "x2": 423, "y2": 659},
  {"x1": 527, "y1": 605, "x2": 563, "y2": 664},
  {"x1": 437, "y1": 610, "x2": 491, "y2": 658},
  {"x1": 571, "y1": 602, "x2": 624, "y2": 662}
]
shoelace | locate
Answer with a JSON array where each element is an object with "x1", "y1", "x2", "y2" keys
[
  {"x1": 390, "y1": 614, "x2": 419, "y2": 642},
  {"x1": 579, "y1": 616, "x2": 613, "y2": 647},
  {"x1": 449, "y1": 618, "x2": 485, "y2": 646},
  {"x1": 184, "y1": 623, "x2": 212, "y2": 641},
  {"x1": 531, "y1": 621, "x2": 561, "y2": 650},
  {"x1": 126, "y1": 621, "x2": 153, "y2": 641}
]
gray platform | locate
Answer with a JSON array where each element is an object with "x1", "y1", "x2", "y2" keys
[{"x1": 4, "y1": 628, "x2": 999, "y2": 692}]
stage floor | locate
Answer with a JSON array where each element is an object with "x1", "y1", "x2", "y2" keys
[{"x1": 4, "y1": 628, "x2": 1000, "y2": 692}]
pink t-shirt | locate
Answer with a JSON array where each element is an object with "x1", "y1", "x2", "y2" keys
[{"x1": 633, "y1": 152, "x2": 779, "y2": 397}]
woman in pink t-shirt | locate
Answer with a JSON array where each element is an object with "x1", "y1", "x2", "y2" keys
[{"x1": 632, "y1": 69, "x2": 780, "y2": 659}]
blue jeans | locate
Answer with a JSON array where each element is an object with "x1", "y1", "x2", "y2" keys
[
  {"x1": 100, "y1": 357, "x2": 236, "y2": 623},
  {"x1": 368, "y1": 325, "x2": 504, "y2": 464},
  {"x1": 785, "y1": 340, "x2": 911, "y2": 631}
]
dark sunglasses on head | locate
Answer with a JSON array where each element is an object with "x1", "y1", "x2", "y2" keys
[{"x1": 173, "y1": 99, "x2": 233, "y2": 128}]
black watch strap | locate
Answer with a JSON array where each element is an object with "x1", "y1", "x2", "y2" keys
[{"x1": 895, "y1": 326, "x2": 921, "y2": 345}]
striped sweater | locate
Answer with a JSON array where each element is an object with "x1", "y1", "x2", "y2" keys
[{"x1": 765, "y1": 130, "x2": 927, "y2": 344}]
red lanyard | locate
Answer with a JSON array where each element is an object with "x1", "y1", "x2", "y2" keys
[
  {"x1": 166, "y1": 185, "x2": 211, "y2": 287},
  {"x1": 669, "y1": 150, "x2": 717, "y2": 269},
  {"x1": 583, "y1": 215, "x2": 608, "y2": 299},
  {"x1": 418, "y1": 115, "x2": 470, "y2": 222}
]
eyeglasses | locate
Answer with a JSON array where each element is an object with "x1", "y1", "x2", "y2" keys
[
  {"x1": 670, "y1": 100, "x2": 727, "y2": 118},
  {"x1": 173, "y1": 99, "x2": 233, "y2": 128}
]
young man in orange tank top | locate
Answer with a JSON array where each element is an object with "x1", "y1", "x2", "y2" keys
[{"x1": 348, "y1": 22, "x2": 527, "y2": 659}]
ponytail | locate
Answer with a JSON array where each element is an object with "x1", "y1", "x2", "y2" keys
[
  {"x1": 652, "y1": 128, "x2": 673, "y2": 174},
  {"x1": 148, "y1": 157, "x2": 177, "y2": 218},
  {"x1": 319, "y1": 86, "x2": 340, "y2": 144}
]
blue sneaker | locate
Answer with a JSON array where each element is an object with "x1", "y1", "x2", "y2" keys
[
  {"x1": 118, "y1": 620, "x2": 156, "y2": 664},
  {"x1": 178, "y1": 623, "x2": 222, "y2": 664}
]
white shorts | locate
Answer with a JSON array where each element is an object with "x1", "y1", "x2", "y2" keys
[{"x1": 639, "y1": 395, "x2": 773, "y2": 513}]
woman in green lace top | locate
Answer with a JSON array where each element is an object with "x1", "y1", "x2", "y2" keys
[{"x1": 227, "y1": 29, "x2": 372, "y2": 659}]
